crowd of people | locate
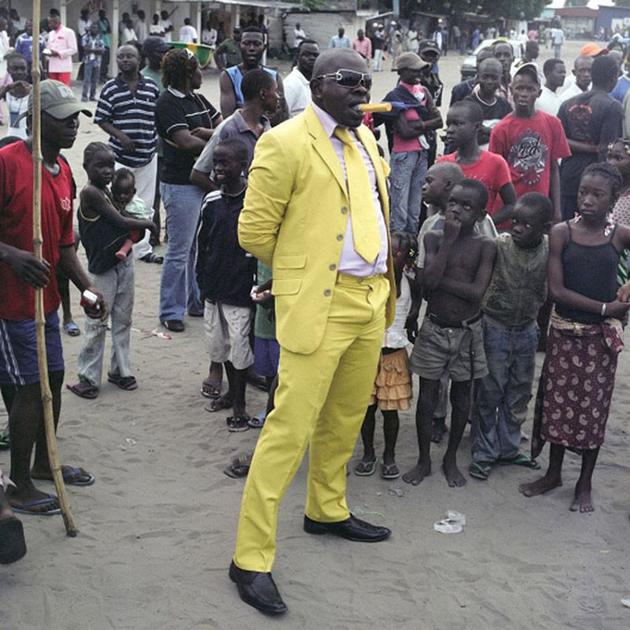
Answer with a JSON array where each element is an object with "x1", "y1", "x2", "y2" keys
[{"x1": 1, "y1": 6, "x2": 629, "y2": 618}]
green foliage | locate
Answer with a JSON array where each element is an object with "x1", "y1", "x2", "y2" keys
[
  {"x1": 400, "y1": 0, "x2": 550, "y2": 21},
  {"x1": 302, "y1": 0, "x2": 327, "y2": 9}
]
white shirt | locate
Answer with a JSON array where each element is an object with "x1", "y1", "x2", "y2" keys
[
  {"x1": 293, "y1": 27, "x2": 306, "y2": 48},
  {"x1": 179, "y1": 25, "x2": 198, "y2": 43},
  {"x1": 77, "y1": 18, "x2": 91, "y2": 36},
  {"x1": 6, "y1": 92, "x2": 28, "y2": 139},
  {"x1": 202, "y1": 28, "x2": 217, "y2": 46},
  {"x1": 160, "y1": 19, "x2": 173, "y2": 42},
  {"x1": 311, "y1": 102, "x2": 388, "y2": 277},
  {"x1": 283, "y1": 67, "x2": 311, "y2": 117},
  {"x1": 121, "y1": 27, "x2": 137, "y2": 44},
  {"x1": 383, "y1": 274, "x2": 411, "y2": 349},
  {"x1": 135, "y1": 19, "x2": 148, "y2": 43},
  {"x1": 536, "y1": 85, "x2": 562, "y2": 116},
  {"x1": 47, "y1": 26, "x2": 78, "y2": 73},
  {"x1": 559, "y1": 81, "x2": 585, "y2": 104}
]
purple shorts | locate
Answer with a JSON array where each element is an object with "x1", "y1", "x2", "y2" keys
[
  {"x1": 253, "y1": 337, "x2": 280, "y2": 378},
  {"x1": 0, "y1": 311, "x2": 64, "y2": 386}
]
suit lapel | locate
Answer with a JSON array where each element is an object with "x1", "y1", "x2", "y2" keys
[{"x1": 304, "y1": 106, "x2": 347, "y2": 197}]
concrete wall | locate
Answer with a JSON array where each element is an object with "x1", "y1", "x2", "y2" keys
[{"x1": 283, "y1": 11, "x2": 365, "y2": 49}]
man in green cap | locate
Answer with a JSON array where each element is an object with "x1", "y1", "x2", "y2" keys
[{"x1": 0, "y1": 80, "x2": 105, "y2": 515}]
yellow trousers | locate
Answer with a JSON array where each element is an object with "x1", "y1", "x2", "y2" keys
[{"x1": 233, "y1": 273, "x2": 389, "y2": 572}]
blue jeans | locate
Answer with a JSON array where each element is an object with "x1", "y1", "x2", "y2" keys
[
  {"x1": 471, "y1": 316, "x2": 539, "y2": 463},
  {"x1": 389, "y1": 150, "x2": 427, "y2": 234},
  {"x1": 82, "y1": 59, "x2": 100, "y2": 100},
  {"x1": 159, "y1": 183, "x2": 203, "y2": 321}
]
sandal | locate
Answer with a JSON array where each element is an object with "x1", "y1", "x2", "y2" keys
[
  {"x1": 140, "y1": 253, "x2": 164, "y2": 264},
  {"x1": 226, "y1": 415, "x2": 250, "y2": 432},
  {"x1": 205, "y1": 395, "x2": 233, "y2": 413},
  {"x1": 67, "y1": 382, "x2": 99, "y2": 399},
  {"x1": 107, "y1": 373, "x2": 138, "y2": 391},
  {"x1": 247, "y1": 413, "x2": 266, "y2": 429},
  {"x1": 469, "y1": 461, "x2": 492, "y2": 480},
  {"x1": 223, "y1": 453, "x2": 252, "y2": 478},
  {"x1": 380, "y1": 462, "x2": 400, "y2": 480},
  {"x1": 499, "y1": 453, "x2": 541, "y2": 469},
  {"x1": 10, "y1": 494, "x2": 61, "y2": 516},
  {"x1": 63, "y1": 321, "x2": 81, "y2": 337},
  {"x1": 201, "y1": 378, "x2": 221, "y2": 399},
  {"x1": 32, "y1": 465, "x2": 95, "y2": 487},
  {"x1": 354, "y1": 458, "x2": 377, "y2": 476}
]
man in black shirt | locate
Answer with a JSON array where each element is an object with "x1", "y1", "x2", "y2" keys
[{"x1": 558, "y1": 55, "x2": 623, "y2": 220}]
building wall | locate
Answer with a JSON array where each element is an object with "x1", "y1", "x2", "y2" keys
[
  {"x1": 596, "y1": 6, "x2": 630, "y2": 32},
  {"x1": 283, "y1": 11, "x2": 364, "y2": 49}
]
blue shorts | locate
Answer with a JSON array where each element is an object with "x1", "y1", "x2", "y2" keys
[
  {"x1": 253, "y1": 337, "x2": 280, "y2": 378},
  {"x1": 0, "y1": 311, "x2": 64, "y2": 386}
]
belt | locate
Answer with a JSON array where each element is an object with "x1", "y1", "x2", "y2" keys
[
  {"x1": 336, "y1": 272, "x2": 386, "y2": 286},
  {"x1": 428, "y1": 312, "x2": 482, "y2": 329}
]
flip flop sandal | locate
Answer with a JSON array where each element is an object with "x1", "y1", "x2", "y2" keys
[
  {"x1": 201, "y1": 379, "x2": 221, "y2": 399},
  {"x1": 354, "y1": 459, "x2": 377, "y2": 476},
  {"x1": 469, "y1": 461, "x2": 492, "y2": 480},
  {"x1": 67, "y1": 382, "x2": 99, "y2": 399},
  {"x1": 10, "y1": 494, "x2": 61, "y2": 516},
  {"x1": 32, "y1": 465, "x2": 96, "y2": 486},
  {"x1": 226, "y1": 415, "x2": 251, "y2": 432},
  {"x1": 107, "y1": 374, "x2": 138, "y2": 391},
  {"x1": 0, "y1": 516, "x2": 27, "y2": 564},
  {"x1": 63, "y1": 322, "x2": 81, "y2": 337},
  {"x1": 141, "y1": 253, "x2": 164, "y2": 264},
  {"x1": 380, "y1": 462, "x2": 400, "y2": 480},
  {"x1": 205, "y1": 396, "x2": 233, "y2": 413},
  {"x1": 247, "y1": 413, "x2": 266, "y2": 429},
  {"x1": 499, "y1": 453, "x2": 541, "y2": 469},
  {"x1": 223, "y1": 453, "x2": 253, "y2": 479}
]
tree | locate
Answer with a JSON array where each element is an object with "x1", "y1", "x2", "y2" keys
[{"x1": 400, "y1": 0, "x2": 549, "y2": 21}]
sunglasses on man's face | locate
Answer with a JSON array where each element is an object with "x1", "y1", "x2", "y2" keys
[{"x1": 315, "y1": 68, "x2": 372, "y2": 90}]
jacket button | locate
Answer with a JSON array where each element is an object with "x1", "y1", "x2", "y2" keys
[
  {"x1": 341, "y1": 207, "x2": 348, "y2": 214},
  {"x1": 329, "y1": 263, "x2": 337, "y2": 271},
  {"x1": 337, "y1": 234, "x2": 344, "y2": 241},
  {"x1": 324, "y1": 289, "x2": 332, "y2": 297}
]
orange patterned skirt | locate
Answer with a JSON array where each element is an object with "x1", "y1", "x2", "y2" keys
[{"x1": 370, "y1": 348, "x2": 413, "y2": 412}]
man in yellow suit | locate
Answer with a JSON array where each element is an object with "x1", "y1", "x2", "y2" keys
[{"x1": 229, "y1": 48, "x2": 397, "y2": 615}]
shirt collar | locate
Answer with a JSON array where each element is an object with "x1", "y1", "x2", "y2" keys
[
  {"x1": 167, "y1": 86, "x2": 187, "y2": 98},
  {"x1": 232, "y1": 109, "x2": 271, "y2": 133},
  {"x1": 311, "y1": 101, "x2": 342, "y2": 138},
  {"x1": 290, "y1": 67, "x2": 310, "y2": 86}
]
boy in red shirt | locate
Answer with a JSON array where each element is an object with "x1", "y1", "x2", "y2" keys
[
  {"x1": 489, "y1": 63, "x2": 570, "y2": 222},
  {"x1": 439, "y1": 100, "x2": 517, "y2": 230},
  {"x1": 0, "y1": 81, "x2": 104, "y2": 515}
]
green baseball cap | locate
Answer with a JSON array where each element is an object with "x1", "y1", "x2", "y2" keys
[{"x1": 19, "y1": 79, "x2": 92, "y2": 122}]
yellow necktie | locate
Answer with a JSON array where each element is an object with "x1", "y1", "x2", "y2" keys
[{"x1": 334, "y1": 127, "x2": 381, "y2": 263}]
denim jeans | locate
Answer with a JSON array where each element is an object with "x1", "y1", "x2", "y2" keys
[
  {"x1": 389, "y1": 150, "x2": 427, "y2": 234},
  {"x1": 82, "y1": 59, "x2": 100, "y2": 100},
  {"x1": 471, "y1": 315, "x2": 539, "y2": 463},
  {"x1": 159, "y1": 183, "x2": 203, "y2": 321},
  {"x1": 77, "y1": 255, "x2": 134, "y2": 386}
]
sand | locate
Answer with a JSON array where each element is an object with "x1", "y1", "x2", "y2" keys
[{"x1": 1, "y1": 40, "x2": 630, "y2": 630}]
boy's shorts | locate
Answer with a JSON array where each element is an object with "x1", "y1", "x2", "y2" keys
[
  {"x1": 0, "y1": 312, "x2": 64, "y2": 386},
  {"x1": 204, "y1": 301, "x2": 254, "y2": 370},
  {"x1": 410, "y1": 314, "x2": 487, "y2": 382},
  {"x1": 253, "y1": 337, "x2": 280, "y2": 378}
]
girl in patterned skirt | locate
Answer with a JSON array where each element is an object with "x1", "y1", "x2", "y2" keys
[
  {"x1": 521, "y1": 163, "x2": 630, "y2": 513},
  {"x1": 354, "y1": 232, "x2": 414, "y2": 480}
]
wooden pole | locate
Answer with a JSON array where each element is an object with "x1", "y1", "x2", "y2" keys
[{"x1": 31, "y1": 0, "x2": 78, "y2": 537}]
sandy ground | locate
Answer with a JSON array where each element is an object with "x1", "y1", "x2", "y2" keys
[{"x1": 2, "y1": 40, "x2": 630, "y2": 630}]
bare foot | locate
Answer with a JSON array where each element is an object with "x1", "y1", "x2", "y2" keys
[
  {"x1": 431, "y1": 418, "x2": 448, "y2": 444},
  {"x1": 519, "y1": 474, "x2": 562, "y2": 497},
  {"x1": 442, "y1": 459, "x2": 466, "y2": 487},
  {"x1": 402, "y1": 461, "x2": 431, "y2": 485},
  {"x1": 570, "y1": 489, "x2": 594, "y2": 513}
]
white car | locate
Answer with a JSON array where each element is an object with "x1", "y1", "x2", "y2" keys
[{"x1": 460, "y1": 39, "x2": 523, "y2": 80}]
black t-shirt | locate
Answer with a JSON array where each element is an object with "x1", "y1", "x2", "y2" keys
[
  {"x1": 155, "y1": 89, "x2": 221, "y2": 185},
  {"x1": 558, "y1": 90, "x2": 624, "y2": 196},
  {"x1": 465, "y1": 92, "x2": 512, "y2": 122}
]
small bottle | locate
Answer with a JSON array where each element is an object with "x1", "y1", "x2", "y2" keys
[{"x1": 80, "y1": 289, "x2": 99, "y2": 309}]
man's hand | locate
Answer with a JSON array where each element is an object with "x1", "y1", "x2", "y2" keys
[
  {"x1": 442, "y1": 211, "x2": 461, "y2": 244},
  {"x1": 143, "y1": 220, "x2": 159, "y2": 239},
  {"x1": 405, "y1": 309, "x2": 419, "y2": 343},
  {"x1": 83, "y1": 287, "x2": 107, "y2": 320},
  {"x1": 617, "y1": 282, "x2": 630, "y2": 303},
  {"x1": 5, "y1": 249, "x2": 50, "y2": 288},
  {"x1": 190, "y1": 127, "x2": 213, "y2": 141},
  {"x1": 251, "y1": 284, "x2": 272, "y2": 304},
  {"x1": 118, "y1": 134, "x2": 136, "y2": 154}
]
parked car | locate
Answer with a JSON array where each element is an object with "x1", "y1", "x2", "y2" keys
[{"x1": 460, "y1": 38, "x2": 523, "y2": 81}]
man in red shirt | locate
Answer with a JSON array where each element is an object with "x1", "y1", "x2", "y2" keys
[
  {"x1": 352, "y1": 29, "x2": 372, "y2": 63},
  {"x1": 0, "y1": 80, "x2": 104, "y2": 515},
  {"x1": 489, "y1": 63, "x2": 571, "y2": 222}
]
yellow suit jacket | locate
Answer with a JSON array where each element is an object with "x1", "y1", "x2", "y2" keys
[{"x1": 238, "y1": 104, "x2": 396, "y2": 355}]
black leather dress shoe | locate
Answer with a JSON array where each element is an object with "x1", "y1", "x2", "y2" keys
[
  {"x1": 161, "y1": 319, "x2": 184, "y2": 332},
  {"x1": 303, "y1": 514, "x2": 391, "y2": 542},
  {"x1": 229, "y1": 561, "x2": 288, "y2": 615}
]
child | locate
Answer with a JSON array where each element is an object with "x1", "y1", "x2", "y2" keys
[
  {"x1": 470, "y1": 193, "x2": 552, "y2": 480},
  {"x1": 412, "y1": 162, "x2": 497, "y2": 444},
  {"x1": 464, "y1": 58, "x2": 512, "y2": 149},
  {"x1": 81, "y1": 23, "x2": 104, "y2": 102},
  {"x1": 196, "y1": 139, "x2": 256, "y2": 432},
  {"x1": 607, "y1": 138, "x2": 630, "y2": 227},
  {"x1": 489, "y1": 63, "x2": 571, "y2": 223},
  {"x1": 520, "y1": 163, "x2": 630, "y2": 513},
  {"x1": 440, "y1": 100, "x2": 517, "y2": 230},
  {"x1": 354, "y1": 232, "x2": 414, "y2": 480},
  {"x1": 405, "y1": 178, "x2": 496, "y2": 487},
  {"x1": 111, "y1": 168, "x2": 162, "y2": 262},
  {"x1": 68, "y1": 142, "x2": 156, "y2": 399},
  {"x1": 0, "y1": 53, "x2": 30, "y2": 139}
]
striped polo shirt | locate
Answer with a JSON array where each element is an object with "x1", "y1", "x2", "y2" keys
[{"x1": 94, "y1": 75, "x2": 160, "y2": 168}]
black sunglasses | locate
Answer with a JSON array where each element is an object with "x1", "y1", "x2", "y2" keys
[{"x1": 315, "y1": 68, "x2": 372, "y2": 90}]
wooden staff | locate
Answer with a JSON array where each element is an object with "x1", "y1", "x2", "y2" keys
[{"x1": 31, "y1": 0, "x2": 78, "y2": 536}]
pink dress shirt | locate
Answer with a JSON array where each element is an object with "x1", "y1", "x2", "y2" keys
[{"x1": 47, "y1": 26, "x2": 78, "y2": 74}]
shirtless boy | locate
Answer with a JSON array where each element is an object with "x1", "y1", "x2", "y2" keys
[{"x1": 405, "y1": 178, "x2": 497, "y2": 487}]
